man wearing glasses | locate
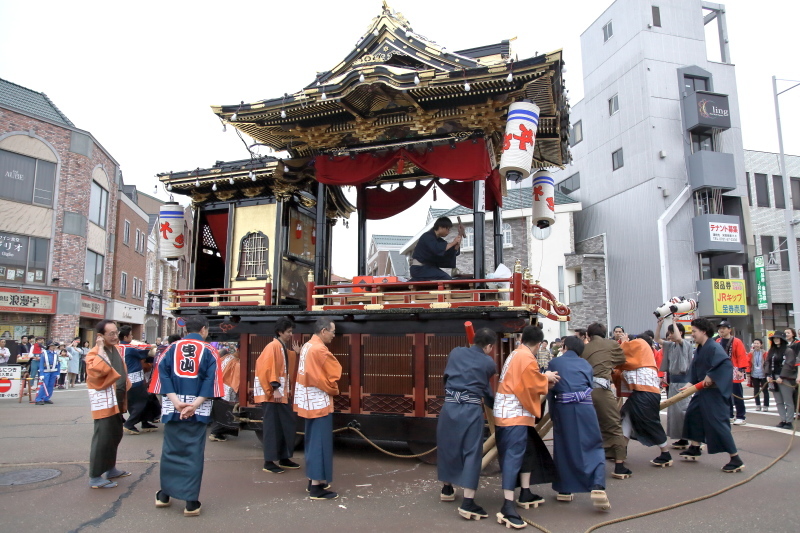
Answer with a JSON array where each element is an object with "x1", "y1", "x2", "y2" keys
[
  {"x1": 294, "y1": 317, "x2": 342, "y2": 500},
  {"x1": 85, "y1": 320, "x2": 131, "y2": 489}
]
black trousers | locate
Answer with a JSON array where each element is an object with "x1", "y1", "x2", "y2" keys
[
  {"x1": 750, "y1": 378, "x2": 769, "y2": 407},
  {"x1": 143, "y1": 393, "x2": 162, "y2": 422},
  {"x1": 210, "y1": 399, "x2": 240, "y2": 437},
  {"x1": 125, "y1": 386, "x2": 149, "y2": 429},
  {"x1": 262, "y1": 402, "x2": 296, "y2": 462},
  {"x1": 90, "y1": 414, "x2": 124, "y2": 478},
  {"x1": 729, "y1": 382, "x2": 746, "y2": 419}
]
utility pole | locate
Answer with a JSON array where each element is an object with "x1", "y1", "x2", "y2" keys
[{"x1": 773, "y1": 75, "x2": 800, "y2": 330}]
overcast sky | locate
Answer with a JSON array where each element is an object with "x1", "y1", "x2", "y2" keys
[{"x1": 2, "y1": 0, "x2": 798, "y2": 277}]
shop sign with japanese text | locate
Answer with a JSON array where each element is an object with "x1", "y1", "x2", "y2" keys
[
  {"x1": 80, "y1": 296, "x2": 105, "y2": 319},
  {"x1": 0, "y1": 289, "x2": 56, "y2": 314},
  {"x1": 712, "y1": 278, "x2": 747, "y2": 315},
  {"x1": 709, "y1": 222, "x2": 740, "y2": 243}
]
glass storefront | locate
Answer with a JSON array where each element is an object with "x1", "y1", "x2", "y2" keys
[
  {"x1": 0, "y1": 231, "x2": 49, "y2": 285},
  {"x1": 0, "y1": 312, "x2": 49, "y2": 341}
]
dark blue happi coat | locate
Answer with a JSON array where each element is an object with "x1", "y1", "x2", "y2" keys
[
  {"x1": 436, "y1": 345, "x2": 496, "y2": 490},
  {"x1": 683, "y1": 339, "x2": 737, "y2": 454},
  {"x1": 410, "y1": 229, "x2": 460, "y2": 281},
  {"x1": 547, "y1": 351, "x2": 605, "y2": 493}
]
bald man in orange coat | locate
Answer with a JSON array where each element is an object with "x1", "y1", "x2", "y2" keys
[{"x1": 294, "y1": 317, "x2": 342, "y2": 500}]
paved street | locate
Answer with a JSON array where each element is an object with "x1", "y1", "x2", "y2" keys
[{"x1": 1, "y1": 385, "x2": 798, "y2": 533}]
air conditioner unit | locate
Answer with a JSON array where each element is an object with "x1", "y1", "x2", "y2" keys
[{"x1": 724, "y1": 265, "x2": 743, "y2": 279}]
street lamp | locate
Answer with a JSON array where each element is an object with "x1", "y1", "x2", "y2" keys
[{"x1": 772, "y1": 75, "x2": 800, "y2": 330}]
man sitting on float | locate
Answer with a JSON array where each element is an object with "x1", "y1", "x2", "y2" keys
[{"x1": 409, "y1": 217, "x2": 463, "y2": 282}]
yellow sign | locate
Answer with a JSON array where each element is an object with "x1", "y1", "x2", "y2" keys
[{"x1": 712, "y1": 278, "x2": 747, "y2": 315}]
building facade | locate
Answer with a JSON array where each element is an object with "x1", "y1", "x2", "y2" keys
[
  {"x1": 109, "y1": 185, "x2": 149, "y2": 339},
  {"x1": 0, "y1": 78, "x2": 121, "y2": 344},
  {"x1": 744, "y1": 149, "x2": 800, "y2": 336},
  {"x1": 367, "y1": 235, "x2": 412, "y2": 278},
  {"x1": 555, "y1": 0, "x2": 750, "y2": 336}
]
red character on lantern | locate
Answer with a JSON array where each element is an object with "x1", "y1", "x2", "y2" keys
[{"x1": 295, "y1": 220, "x2": 302, "y2": 239}]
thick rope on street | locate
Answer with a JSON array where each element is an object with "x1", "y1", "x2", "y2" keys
[
  {"x1": 521, "y1": 384, "x2": 799, "y2": 533},
  {"x1": 732, "y1": 381, "x2": 769, "y2": 401}
]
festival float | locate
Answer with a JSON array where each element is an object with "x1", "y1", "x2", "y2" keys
[{"x1": 157, "y1": 3, "x2": 572, "y2": 453}]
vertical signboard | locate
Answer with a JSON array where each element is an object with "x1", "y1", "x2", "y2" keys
[{"x1": 755, "y1": 255, "x2": 768, "y2": 310}]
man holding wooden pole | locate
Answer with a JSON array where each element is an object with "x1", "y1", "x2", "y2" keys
[
  {"x1": 493, "y1": 325, "x2": 559, "y2": 529},
  {"x1": 436, "y1": 327, "x2": 497, "y2": 521}
]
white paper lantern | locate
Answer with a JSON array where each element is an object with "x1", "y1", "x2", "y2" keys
[
  {"x1": 531, "y1": 170, "x2": 555, "y2": 228},
  {"x1": 499, "y1": 101, "x2": 540, "y2": 182},
  {"x1": 159, "y1": 202, "x2": 186, "y2": 259}
]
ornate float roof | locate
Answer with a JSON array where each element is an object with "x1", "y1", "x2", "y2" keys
[
  {"x1": 212, "y1": 2, "x2": 570, "y2": 169},
  {"x1": 157, "y1": 157, "x2": 355, "y2": 219}
]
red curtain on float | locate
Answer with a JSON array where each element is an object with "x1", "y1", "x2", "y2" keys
[
  {"x1": 362, "y1": 181, "x2": 433, "y2": 220},
  {"x1": 203, "y1": 212, "x2": 228, "y2": 263},
  {"x1": 315, "y1": 138, "x2": 503, "y2": 219}
]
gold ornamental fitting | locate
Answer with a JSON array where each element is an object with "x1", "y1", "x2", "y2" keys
[
  {"x1": 514, "y1": 259, "x2": 522, "y2": 273},
  {"x1": 307, "y1": 270, "x2": 315, "y2": 282},
  {"x1": 523, "y1": 268, "x2": 532, "y2": 280}
]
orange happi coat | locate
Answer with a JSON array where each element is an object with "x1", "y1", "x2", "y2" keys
[
  {"x1": 616, "y1": 339, "x2": 660, "y2": 394},
  {"x1": 493, "y1": 344, "x2": 549, "y2": 427},
  {"x1": 220, "y1": 353, "x2": 240, "y2": 394},
  {"x1": 85, "y1": 345, "x2": 131, "y2": 420},
  {"x1": 254, "y1": 338, "x2": 296, "y2": 404},
  {"x1": 293, "y1": 335, "x2": 341, "y2": 419}
]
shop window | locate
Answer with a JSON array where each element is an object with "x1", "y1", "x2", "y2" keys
[
  {"x1": 85, "y1": 250, "x2": 104, "y2": 293},
  {"x1": 0, "y1": 149, "x2": 56, "y2": 207},
  {"x1": 0, "y1": 231, "x2": 49, "y2": 284},
  {"x1": 0, "y1": 313, "x2": 49, "y2": 341},
  {"x1": 123, "y1": 221, "x2": 130, "y2": 245},
  {"x1": 236, "y1": 231, "x2": 270, "y2": 279},
  {"x1": 120, "y1": 272, "x2": 128, "y2": 296},
  {"x1": 89, "y1": 181, "x2": 108, "y2": 228}
]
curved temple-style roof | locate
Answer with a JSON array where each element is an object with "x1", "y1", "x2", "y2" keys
[
  {"x1": 212, "y1": 2, "x2": 570, "y2": 169},
  {"x1": 157, "y1": 158, "x2": 355, "y2": 220}
]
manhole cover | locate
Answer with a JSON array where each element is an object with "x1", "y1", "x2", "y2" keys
[{"x1": 0, "y1": 469, "x2": 61, "y2": 486}]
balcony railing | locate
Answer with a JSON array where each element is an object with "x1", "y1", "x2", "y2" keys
[
  {"x1": 169, "y1": 268, "x2": 572, "y2": 322},
  {"x1": 568, "y1": 283, "x2": 583, "y2": 303}
]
